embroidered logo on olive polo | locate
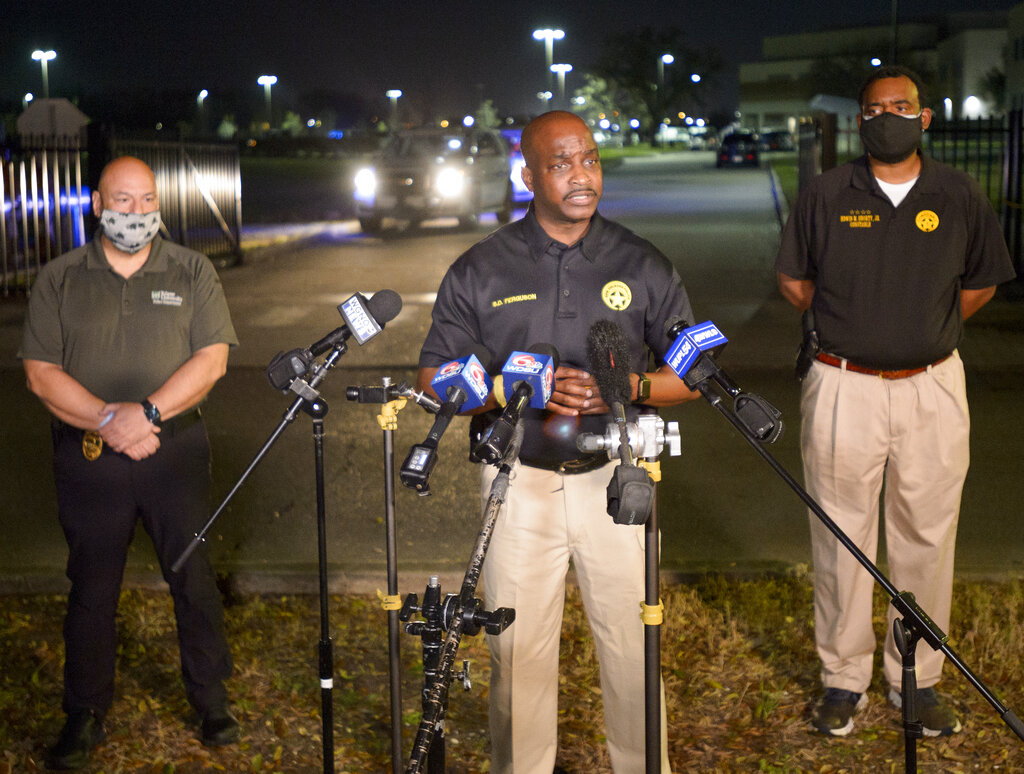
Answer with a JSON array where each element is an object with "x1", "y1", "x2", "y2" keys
[
  {"x1": 490, "y1": 292, "x2": 537, "y2": 308},
  {"x1": 840, "y1": 209, "x2": 880, "y2": 228},
  {"x1": 915, "y1": 210, "x2": 939, "y2": 232},
  {"x1": 601, "y1": 281, "x2": 631, "y2": 311},
  {"x1": 151, "y1": 290, "x2": 183, "y2": 307}
]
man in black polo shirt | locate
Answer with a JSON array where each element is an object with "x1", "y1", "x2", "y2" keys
[
  {"x1": 776, "y1": 66, "x2": 1015, "y2": 738},
  {"x1": 20, "y1": 156, "x2": 239, "y2": 769},
  {"x1": 418, "y1": 111, "x2": 697, "y2": 773}
]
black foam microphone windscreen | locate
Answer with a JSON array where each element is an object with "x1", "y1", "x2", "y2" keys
[
  {"x1": 586, "y1": 319, "x2": 633, "y2": 406},
  {"x1": 366, "y1": 289, "x2": 403, "y2": 325}
]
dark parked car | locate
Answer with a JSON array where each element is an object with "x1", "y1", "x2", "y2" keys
[
  {"x1": 353, "y1": 126, "x2": 513, "y2": 234},
  {"x1": 716, "y1": 131, "x2": 760, "y2": 168},
  {"x1": 758, "y1": 129, "x2": 795, "y2": 152}
]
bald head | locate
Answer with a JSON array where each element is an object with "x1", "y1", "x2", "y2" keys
[
  {"x1": 521, "y1": 111, "x2": 594, "y2": 171},
  {"x1": 93, "y1": 156, "x2": 158, "y2": 216},
  {"x1": 97, "y1": 156, "x2": 156, "y2": 197},
  {"x1": 519, "y1": 110, "x2": 602, "y2": 241}
]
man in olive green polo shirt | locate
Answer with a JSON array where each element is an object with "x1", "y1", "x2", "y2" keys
[{"x1": 19, "y1": 156, "x2": 239, "y2": 769}]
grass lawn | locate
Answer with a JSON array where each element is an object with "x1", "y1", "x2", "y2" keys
[{"x1": 4, "y1": 574, "x2": 1024, "y2": 772}]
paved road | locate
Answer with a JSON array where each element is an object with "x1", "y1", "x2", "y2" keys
[{"x1": 2, "y1": 153, "x2": 1021, "y2": 594}]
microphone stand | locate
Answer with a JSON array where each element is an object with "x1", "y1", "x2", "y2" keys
[
  {"x1": 399, "y1": 423, "x2": 522, "y2": 774},
  {"x1": 346, "y1": 378, "x2": 437, "y2": 774},
  {"x1": 172, "y1": 342, "x2": 352, "y2": 774},
  {"x1": 577, "y1": 413, "x2": 681, "y2": 774},
  {"x1": 632, "y1": 415, "x2": 680, "y2": 774},
  {"x1": 686, "y1": 362, "x2": 1024, "y2": 771},
  {"x1": 642, "y1": 459, "x2": 662, "y2": 774}
]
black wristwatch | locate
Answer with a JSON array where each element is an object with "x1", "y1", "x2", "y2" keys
[
  {"x1": 140, "y1": 399, "x2": 162, "y2": 425},
  {"x1": 633, "y1": 373, "x2": 651, "y2": 403}
]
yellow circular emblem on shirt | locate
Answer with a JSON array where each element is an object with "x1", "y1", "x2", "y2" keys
[
  {"x1": 601, "y1": 281, "x2": 632, "y2": 311},
  {"x1": 915, "y1": 210, "x2": 939, "y2": 232}
]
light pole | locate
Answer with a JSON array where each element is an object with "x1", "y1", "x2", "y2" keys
[
  {"x1": 655, "y1": 54, "x2": 674, "y2": 144},
  {"x1": 257, "y1": 75, "x2": 277, "y2": 131},
  {"x1": 532, "y1": 29, "x2": 564, "y2": 92},
  {"x1": 196, "y1": 89, "x2": 209, "y2": 135},
  {"x1": 537, "y1": 91, "x2": 553, "y2": 110},
  {"x1": 385, "y1": 89, "x2": 402, "y2": 130},
  {"x1": 31, "y1": 49, "x2": 56, "y2": 99},
  {"x1": 658, "y1": 53, "x2": 674, "y2": 95},
  {"x1": 550, "y1": 63, "x2": 572, "y2": 109}
]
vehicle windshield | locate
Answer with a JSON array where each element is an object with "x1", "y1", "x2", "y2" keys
[{"x1": 385, "y1": 132, "x2": 467, "y2": 158}]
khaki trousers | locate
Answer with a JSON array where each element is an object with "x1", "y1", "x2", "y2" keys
[
  {"x1": 481, "y1": 461, "x2": 671, "y2": 774},
  {"x1": 800, "y1": 353, "x2": 970, "y2": 693}
]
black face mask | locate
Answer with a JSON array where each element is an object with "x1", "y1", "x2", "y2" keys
[{"x1": 859, "y1": 111, "x2": 923, "y2": 164}]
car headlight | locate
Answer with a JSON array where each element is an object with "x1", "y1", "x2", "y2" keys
[
  {"x1": 354, "y1": 167, "x2": 376, "y2": 200},
  {"x1": 435, "y1": 167, "x2": 465, "y2": 198}
]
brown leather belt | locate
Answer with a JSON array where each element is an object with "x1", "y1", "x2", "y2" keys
[
  {"x1": 520, "y1": 456, "x2": 609, "y2": 475},
  {"x1": 815, "y1": 352, "x2": 951, "y2": 380}
]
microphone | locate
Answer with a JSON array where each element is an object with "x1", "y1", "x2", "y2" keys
[
  {"x1": 586, "y1": 320, "x2": 636, "y2": 462},
  {"x1": 400, "y1": 354, "x2": 493, "y2": 494},
  {"x1": 311, "y1": 289, "x2": 403, "y2": 354},
  {"x1": 266, "y1": 290, "x2": 403, "y2": 390},
  {"x1": 471, "y1": 344, "x2": 558, "y2": 464},
  {"x1": 664, "y1": 317, "x2": 783, "y2": 443},
  {"x1": 585, "y1": 320, "x2": 654, "y2": 526},
  {"x1": 664, "y1": 317, "x2": 729, "y2": 390}
]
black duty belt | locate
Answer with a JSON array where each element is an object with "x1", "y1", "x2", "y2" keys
[
  {"x1": 55, "y1": 408, "x2": 203, "y2": 460},
  {"x1": 519, "y1": 456, "x2": 609, "y2": 475}
]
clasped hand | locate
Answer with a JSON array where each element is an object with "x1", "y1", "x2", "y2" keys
[
  {"x1": 545, "y1": 366, "x2": 611, "y2": 416},
  {"x1": 99, "y1": 402, "x2": 161, "y2": 460}
]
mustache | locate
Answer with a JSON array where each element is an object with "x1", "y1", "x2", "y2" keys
[{"x1": 563, "y1": 188, "x2": 597, "y2": 201}]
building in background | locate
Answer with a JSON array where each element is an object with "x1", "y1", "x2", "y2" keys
[{"x1": 738, "y1": 11, "x2": 1010, "y2": 134}]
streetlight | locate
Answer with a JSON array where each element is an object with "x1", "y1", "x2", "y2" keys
[
  {"x1": 257, "y1": 75, "x2": 277, "y2": 130},
  {"x1": 31, "y1": 49, "x2": 56, "y2": 99},
  {"x1": 196, "y1": 89, "x2": 209, "y2": 136},
  {"x1": 690, "y1": 73, "x2": 701, "y2": 83},
  {"x1": 23, "y1": 93, "x2": 34, "y2": 109},
  {"x1": 537, "y1": 91, "x2": 553, "y2": 109},
  {"x1": 655, "y1": 54, "x2": 674, "y2": 145},
  {"x1": 533, "y1": 29, "x2": 564, "y2": 91},
  {"x1": 550, "y1": 63, "x2": 572, "y2": 108},
  {"x1": 385, "y1": 89, "x2": 402, "y2": 129},
  {"x1": 658, "y1": 53, "x2": 674, "y2": 93}
]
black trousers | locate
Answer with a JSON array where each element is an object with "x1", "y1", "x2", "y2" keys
[{"x1": 52, "y1": 419, "x2": 233, "y2": 718}]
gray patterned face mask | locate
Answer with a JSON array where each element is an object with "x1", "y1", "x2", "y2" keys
[{"x1": 100, "y1": 209, "x2": 161, "y2": 254}]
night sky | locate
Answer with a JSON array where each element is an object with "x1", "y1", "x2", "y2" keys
[{"x1": 3, "y1": 0, "x2": 1020, "y2": 126}]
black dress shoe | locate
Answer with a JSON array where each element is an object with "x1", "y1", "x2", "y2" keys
[
  {"x1": 201, "y1": 705, "x2": 240, "y2": 746},
  {"x1": 45, "y1": 710, "x2": 105, "y2": 770}
]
